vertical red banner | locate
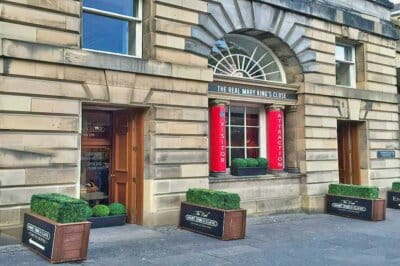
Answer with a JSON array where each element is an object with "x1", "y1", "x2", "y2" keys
[
  {"x1": 209, "y1": 104, "x2": 226, "y2": 173},
  {"x1": 267, "y1": 109, "x2": 284, "y2": 171}
]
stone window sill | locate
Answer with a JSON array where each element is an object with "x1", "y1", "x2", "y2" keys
[{"x1": 208, "y1": 171, "x2": 304, "y2": 183}]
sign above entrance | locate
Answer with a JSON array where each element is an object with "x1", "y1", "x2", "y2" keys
[{"x1": 208, "y1": 82, "x2": 297, "y2": 101}]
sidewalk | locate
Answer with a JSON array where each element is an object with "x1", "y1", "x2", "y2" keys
[{"x1": 1, "y1": 210, "x2": 399, "y2": 266}]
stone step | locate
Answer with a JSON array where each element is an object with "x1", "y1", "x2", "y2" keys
[{"x1": 0, "y1": 224, "x2": 22, "y2": 242}]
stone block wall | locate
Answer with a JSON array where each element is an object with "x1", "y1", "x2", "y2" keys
[
  {"x1": 210, "y1": 176, "x2": 302, "y2": 215},
  {"x1": 0, "y1": 0, "x2": 80, "y2": 47},
  {"x1": 0, "y1": 0, "x2": 213, "y2": 235}
]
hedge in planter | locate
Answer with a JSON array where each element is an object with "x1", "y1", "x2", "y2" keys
[
  {"x1": 180, "y1": 188, "x2": 246, "y2": 240},
  {"x1": 392, "y1": 182, "x2": 400, "y2": 192},
  {"x1": 31, "y1": 193, "x2": 89, "y2": 223},
  {"x1": 387, "y1": 182, "x2": 400, "y2": 209},
  {"x1": 186, "y1": 188, "x2": 240, "y2": 210},
  {"x1": 328, "y1": 184, "x2": 379, "y2": 199},
  {"x1": 326, "y1": 184, "x2": 385, "y2": 221},
  {"x1": 23, "y1": 193, "x2": 91, "y2": 263},
  {"x1": 230, "y1": 157, "x2": 268, "y2": 176},
  {"x1": 88, "y1": 203, "x2": 127, "y2": 228}
]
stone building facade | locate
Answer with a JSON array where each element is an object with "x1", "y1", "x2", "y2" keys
[{"x1": 0, "y1": 0, "x2": 399, "y2": 239}]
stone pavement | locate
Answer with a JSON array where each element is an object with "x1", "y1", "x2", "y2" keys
[{"x1": 1, "y1": 210, "x2": 399, "y2": 266}]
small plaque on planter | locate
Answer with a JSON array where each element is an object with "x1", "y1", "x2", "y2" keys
[
  {"x1": 22, "y1": 213, "x2": 56, "y2": 260},
  {"x1": 179, "y1": 202, "x2": 224, "y2": 238},
  {"x1": 387, "y1": 191, "x2": 400, "y2": 209},
  {"x1": 326, "y1": 195, "x2": 373, "y2": 220}
]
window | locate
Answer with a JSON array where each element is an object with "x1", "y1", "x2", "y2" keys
[
  {"x1": 226, "y1": 106, "x2": 261, "y2": 167},
  {"x1": 82, "y1": 0, "x2": 142, "y2": 57},
  {"x1": 209, "y1": 34, "x2": 286, "y2": 83},
  {"x1": 336, "y1": 44, "x2": 356, "y2": 87}
]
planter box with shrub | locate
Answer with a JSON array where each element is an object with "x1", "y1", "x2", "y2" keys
[
  {"x1": 387, "y1": 182, "x2": 400, "y2": 209},
  {"x1": 326, "y1": 184, "x2": 385, "y2": 221},
  {"x1": 87, "y1": 203, "x2": 127, "y2": 228},
  {"x1": 230, "y1": 157, "x2": 268, "y2": 176},
  {"x1": 22, "y1": 193, "x2": 91, "y2": 263},
  {"x1": 179, "y1": 188, "x2": 246, "y2": 240}
]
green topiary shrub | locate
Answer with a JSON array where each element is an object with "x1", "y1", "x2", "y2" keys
[
  {"x1": 109, "y1": 203, "x2": 127, "y2": 216},
  {"x1": 92, "y1": 205, "x2": 110, "y2": 217},
  {"x1": 85, "y1": 205, "x2": 93, "y2": 219},
  {"x1": 186, "y1": 188, "x2": 240, "y2": 210},
  {"x1": 31, "y1": 193, "x2": 89, "y2": 223},
  {"x1": 328, "y1": 184, "x2": 379, "y2": 199},
  {"x1": 246, "y1": 158, "x2": 259, "y2": 167},
  {"x1": 392, "y1": 182, "x2": 400, "y2": 192},
  {"x1": 231, "y1": 158, "x2": 247, "y2": 169},
  {"x1": 257, "y1": 157, "x2": 268, "y2": 168}
]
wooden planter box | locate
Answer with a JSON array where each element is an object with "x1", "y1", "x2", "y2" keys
[
  {"x1": 179, "y1": 202, "x2": 246, "y2": 240},
  {"x1": 387, "y1": 191, "x2": 400, "y2": 209},
  {"x1": 88, "y1": 215, "x2": 127, "y2": 228},
  {"x1": 22, "y1": 213, "x2": 91, "y2": 263},
  {"x1": 326, "y1": 194, "x2": 386, "y2": 221},
  {"x1": 231, "y1": 167, "x2": 267, "y2": 176}
]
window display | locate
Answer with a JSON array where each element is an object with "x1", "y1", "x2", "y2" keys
[{"x1": 80, "y1": 111, "x2": 112, "y2": 205}]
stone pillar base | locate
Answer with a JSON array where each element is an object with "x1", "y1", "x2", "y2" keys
[{"x1": 302, "y1": 195, "x2": 326, "y2": 213}]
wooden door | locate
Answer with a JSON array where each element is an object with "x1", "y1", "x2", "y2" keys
[
  {"x1": 337, "y1": 121, "x2": 361, "y2": 185},
  {"x1": 110, "y1": 111, "x2": 138, "y2": 223}
]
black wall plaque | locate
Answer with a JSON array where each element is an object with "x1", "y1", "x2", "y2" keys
[
  {"x1": 22, "y1": 213, "x2": 55, "y2": 259},
  {"x1": 209, "y1": 82, "x2": 297, "y2": 101},
  {"x1": 377, "y1": 151, "x2": 395, "y2": 159},
  {"x1": 326, "y1": 195, "x2": 373, "y2": 220},
  {"x1": 387, "y1": 191, "x2": 400, "y2": 209},
  {"x1": 179, "y1": 202, "x2": 225, "y2": 238}
]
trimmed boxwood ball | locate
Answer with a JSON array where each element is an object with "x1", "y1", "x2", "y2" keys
[
  {"x1": 84, "y1": 205, "x2": 93, "y2": 219},
  {"x1": 109, "y1": 203, "x2": 127, "y2": 216},
  {"x1": 31, "y1": 193, "x2": 89, "y2": 223},
  {"x1": 328, "y1": 184, "x2": 379, "y2": 199},
  {"x1": 92, "y1": 205, "x2": 110, "y2": 217},
  {"x1": 246, "y1": 158, "x2": 258, "y2": 167},
  {"x1": 186, "y1": 188, "x2": 240, "y2": 210},
  {"x1": 392, "y1": 182, "x2": 400, "y2": 192},
  {"x1": 257, "y1": 157, "x2": 268, "y2": 168},
  {"x1": 231, "y1": 158, "x2": 247, "y2": 168}
]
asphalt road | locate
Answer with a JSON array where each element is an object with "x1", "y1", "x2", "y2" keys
[{"x1": 1, "y1": 210, "x2": 399, "y2": 266}]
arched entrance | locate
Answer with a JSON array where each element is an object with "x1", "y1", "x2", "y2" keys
[{"x1": 207, "y1": 32, "x2": 303, "y2": 176}]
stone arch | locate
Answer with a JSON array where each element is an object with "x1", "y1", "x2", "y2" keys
[{"x1": 185, "y1": 0, "x2": 309, "y2": 84}]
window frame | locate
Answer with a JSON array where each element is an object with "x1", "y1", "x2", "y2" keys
[
  {"x1": 82, "y1": 0, "x2": 143, "y2": 58},
  {"x1": 210, "y1": 34, "x2": 287, "y2": 84},
  {"x1": 335, "y1": 43, "x2": 356, "y2": 88},
  {"x1": 225, "y1": 104, "x2": 266, "y2": 168}
]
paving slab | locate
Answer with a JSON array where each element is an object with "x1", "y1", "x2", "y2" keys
[{"x1": 0, "y1": 210, "x2": 399, "y2": 265}]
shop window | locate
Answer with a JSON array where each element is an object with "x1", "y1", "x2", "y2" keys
[
  {"x1": 225, "y1": 106, "x2": 261, "y2": 167},
  {"x1": 80, "y1": 111, "x2": 112, "y2": 205},
  {"x1": 336, "y1": 43, "x2": 356, "y2": 87},
  {"x1": 82, "y1": 0, "x2": 142, "y2": 57}
]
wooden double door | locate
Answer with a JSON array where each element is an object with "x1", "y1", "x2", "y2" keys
[
  {"x1": 82, "y1": 109, "x2": 143, "y2": 224},
  {"x1": 337, "y1": 121, "x2": 361, "y2": 185}
]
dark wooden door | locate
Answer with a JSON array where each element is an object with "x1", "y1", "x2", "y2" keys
[
  {"x1": 337, "y1": 121, "x2": 361, "y2": 185},
  {"x1": 111, "y1": 111, "x2": 137, "y2": 223}
]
